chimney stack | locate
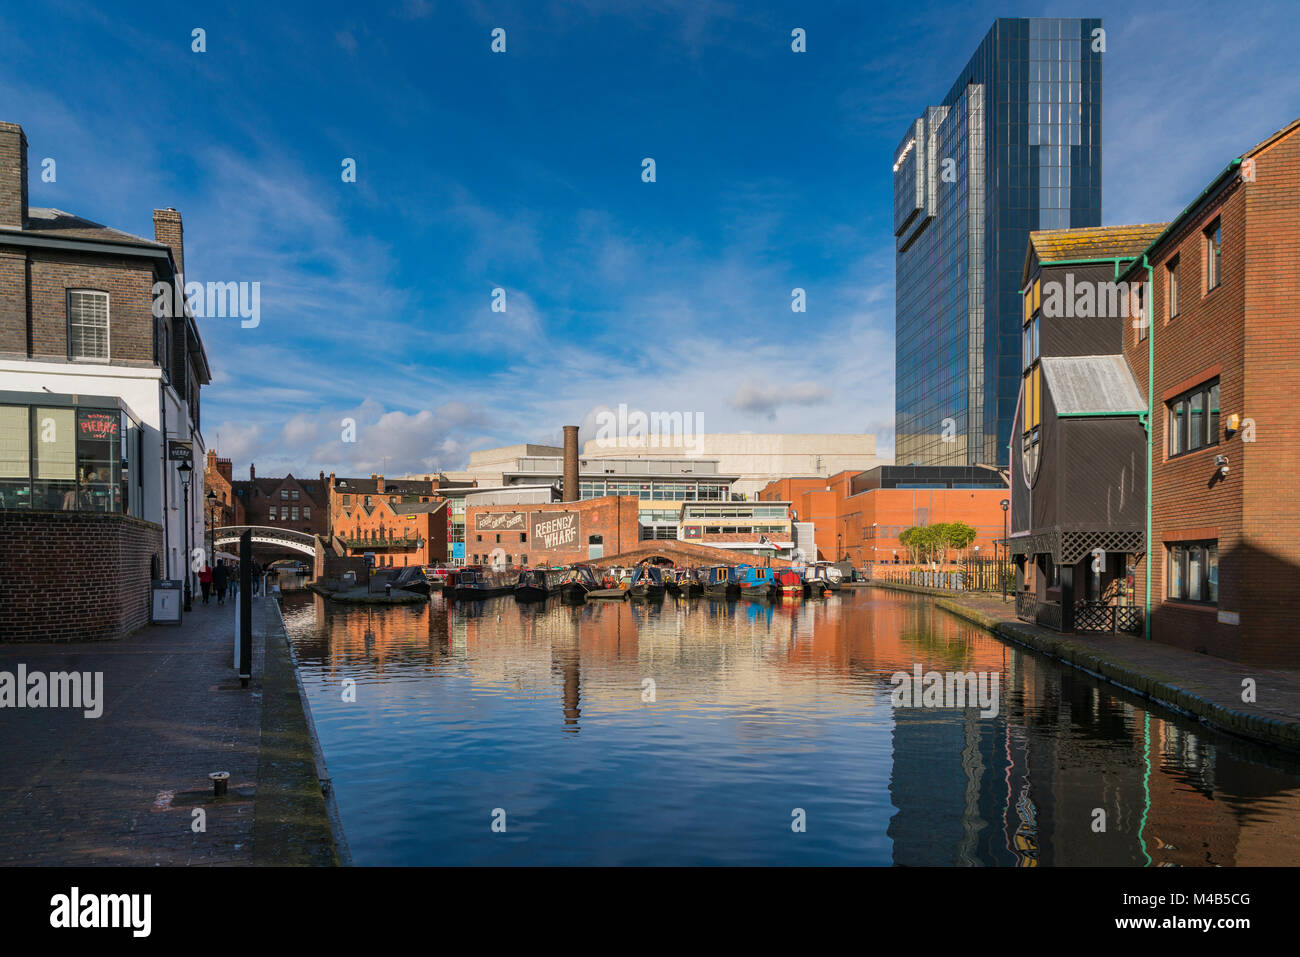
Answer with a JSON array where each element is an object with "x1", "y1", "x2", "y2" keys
[
  {"x1": 152, "y1": 207, "x2": 184, "y2": 278},
  {"x1": 250, "y1": 463, "x2": 256, "y2": 480},
  {"x1": 562, "y1": 425, "x2": 579, "y2": 503},
  {"x1": 0, "y1": 122, "x2": 29, "y2": 230},
  {"x1": 377, "y1": 475, "x2": 386, "y2": 494}
]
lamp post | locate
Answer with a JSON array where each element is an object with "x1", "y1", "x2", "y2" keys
[
  {"x1": 206, "y1": 489, "x2": 218, "y2": 567},
  {"x1": 179, "y1": 460, "x2": 193, "y2": 611},
  {"x1": 1000, "y1": 499, "x2": 1010, "y2": 603}
]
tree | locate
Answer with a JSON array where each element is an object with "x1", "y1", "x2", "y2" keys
[{"x1": 940, "y1": 521, "x2": 977, "y2": 565}]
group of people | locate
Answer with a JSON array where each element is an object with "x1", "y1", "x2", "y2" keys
[{"x1": 196, "y1": 559, "x2": 257, "y2": 605}]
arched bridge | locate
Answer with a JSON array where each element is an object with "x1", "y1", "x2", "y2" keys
[{"x1": 213, "y1": 525, "x2": 316, "y2": 557}]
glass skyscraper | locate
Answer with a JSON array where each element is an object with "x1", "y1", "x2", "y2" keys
[{"x1": 894, "y1": 18, "x2": 1102, "y2": 468}]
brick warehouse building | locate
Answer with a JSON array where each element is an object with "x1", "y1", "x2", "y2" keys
[
  {"x1": 761, "y1": 466, "x2": 1009, "y2": 566},
  {"x1": 329, "y1": 472, "x2": 451, "y2": 567},
  {"x1": 0, "y1": 121, "x2": 209, "y2": 640},
  {"x1": 465, "y1": 495, "x2": 639, "y2": 567},
  {"x1": 1116, "y1": 117, "x2": 1300, "y2": 666}
]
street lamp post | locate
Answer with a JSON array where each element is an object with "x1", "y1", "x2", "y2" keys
[
  {"x1": 1000, "y1": 499, "x2": 1010, "y2": 603},
  {"x1": 206, "y1": 489, "x2": 218, "y2": 567},
  {"x1": 179, "y1": 460, "x2": 193, "y2": 612}
]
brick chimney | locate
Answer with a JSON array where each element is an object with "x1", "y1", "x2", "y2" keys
[
  {"x1": 377, "y1": 475, "x2": 386, "y2": 494},
  {"x1": 152, "y1": 207, "x2": 184, "y2": 277},
  {"x1": 562, "y1": 425, "x2": 579, "y2": 503},
  {"x1": 207, "y1": 448, "x2": 217, "y2": 471},
  {"x1": 0, "y1": 122, "x2": 29, "y2": 230}
]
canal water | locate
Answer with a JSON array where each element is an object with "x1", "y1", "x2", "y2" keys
[{"x1": 280, "y1": 588, "x2": 1300, "y2": 866}]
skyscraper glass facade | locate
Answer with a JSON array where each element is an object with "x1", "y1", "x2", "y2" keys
[{"x1": 894, "y1": 18, "x2": 1102, "y2": 468}]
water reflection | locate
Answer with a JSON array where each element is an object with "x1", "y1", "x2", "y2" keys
[{"x1": 281, "y1": 590, "x2": 1300, "y2": 866}]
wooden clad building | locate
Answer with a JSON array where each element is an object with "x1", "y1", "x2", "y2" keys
[{"x1": 1009, "y1": 224, "x2": 1165, "y2": 632}]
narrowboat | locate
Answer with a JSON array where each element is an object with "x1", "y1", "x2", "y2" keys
[
  {"x1": 810, "y1": 562, "x2": 842, "y2": 592},
  {"x1": 558, "y1": 565, "x2": 601, "y2": 603},
  {"x1": 628, "y1": 564, "x2": 667, "y2": 600},
  {"x1": 448, "y1": 566, "x2": 517, "y2": 600},
  {"x1": 702, "y1": 565, "x2": 740, "y2": 599},
  {"x1": 390, "y1": 564, "x2": 433, "y2": 596},
  {"x1": 515, "y1": 568, "x2": 564, "y2": 602},
  {"x1": 773, "y1": 568, "x2": 804, "y2": 600},
  {"x1": 667, "y1": 567, "x2": 703, "y2": 598},
  {"x1": 733, "y1": 564, "x2": 776, "y2": 600}
]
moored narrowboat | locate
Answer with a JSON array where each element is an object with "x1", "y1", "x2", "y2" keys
[
  {"x1": 702, "y1": 565, "x2": 740, "y2": 599},
  {"x1": 629, "y1": 564, "x2": 667, "y2": 600},
  {"x1": 515, "y1": 568, "x2": 563, "y2": 602},
  {"x1": 558, "y1": 564, "x2": 600, "y2": 603},
  {"x1": 734, "y1": 564, "x2": 776, "y2": 600},
  {"x1": 449, "y1": 566, "x2": 517, "y2": 600}
]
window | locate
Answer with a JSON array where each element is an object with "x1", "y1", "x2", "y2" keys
[
  {"x1": 292, "y1": 490, "x2": 299, "y2": 500},
  {"x1": 1135, "y1": 282, "x2": 1147, "y2": 343},
  {"x1": 303, "y1": 506, "x2": 310, "y2": 519},
  {"x1": 1166, "y1": 256, "x2": 1180, "y2": 318},
  {"x1": 68, "y1": 290, "x2": 109, "y2": 361},
  {"x1": 1167, "y1": 378, "x2": 1220, "y2": 457},
  {"x1": 1168, "y1": 541, "x2": 1218, "y2": 604},
  {"x1": 342, "y1": 494, "x2": 351, "y2": 506},
  {"x1": 520, "y1": 532, "x2": 527, "y2": 542},
  {"x1": 521, "y1": 554, "x2": 528, "y2": 565},
  {"x1": 291, "y1": 506, "x2": 299, "y2": 520},
  {"x1": 1205, "y1": 219, "x2": 1222, "y2": 291},
  {"x1": 268, "y1": 506, "x2": 277, "y2": 520},
  {"x1": 281, "y1": 490, "x2": 288, "y2": 500}
]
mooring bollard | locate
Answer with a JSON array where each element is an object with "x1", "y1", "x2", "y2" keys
[{"x1": 209, "y1": 771, "x2": 230, "y2": 796}]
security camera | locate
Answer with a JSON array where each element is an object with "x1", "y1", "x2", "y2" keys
[{"x1": 1214, "y1": 454, "x2": 1229, "y2": 476}]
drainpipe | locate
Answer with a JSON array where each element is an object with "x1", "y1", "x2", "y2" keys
[{"x1": 1141, "y1": 253, "x2": 1155, "y2": 641}]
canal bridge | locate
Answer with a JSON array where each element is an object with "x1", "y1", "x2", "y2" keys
[{"x1": 213, "y1": 525, "x2": 317, "y2": 558}]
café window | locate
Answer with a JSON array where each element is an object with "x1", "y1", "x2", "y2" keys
[
  {"x1": 1168, "y1": 541, "x2": 1218, "y2": 604},
  {"x1": 0, "y1": 402, "x2": 129, "y2": 512},
  {"x1": 68, "y1": 290, "x2": 109, "y2": 361},
  {"x1": 1167, "y1": 378, "x2": 1219, "y2": 457}
]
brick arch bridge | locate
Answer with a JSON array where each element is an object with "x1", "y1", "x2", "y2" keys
[{"x1": 590, "y1": 540, "x2": 793, "y2": 568}]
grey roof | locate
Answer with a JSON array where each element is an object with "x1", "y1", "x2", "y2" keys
[
  {"x1": 20, "y1": 208, "x2": 164, "y2": 246},
  {"x1": 1040, "y1": 355, "x2": 1145, "y2": 415}
]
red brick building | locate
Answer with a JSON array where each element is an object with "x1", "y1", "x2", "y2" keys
[
  {"x1": 762, "y1": 467, "x2": 1008, "y2": 565},
  {"x1": 465, "y1": 495, "x2": 639, "y2": 567},
  {"x1": 232, "y1": 461, "x2": 331, "y2": 540},
  {"x1": 330, "y1": 473, "x2": 450, "y2": 567},
  {"x1": 1118, "y1": 117, "x2": 1300, "y2": 665}
]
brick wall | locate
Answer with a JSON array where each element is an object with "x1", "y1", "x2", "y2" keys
[
  {"x1": 1123, "y1": 123, "x2": 1300, "y2": 666},
  {"x1": 0, "y1": 511, "x2": 162, "y2": 642},
  {"x1": 466, "y1": 495, "x2": 639, "y2": 566},
  {"x1": 0, "y1": 246, "x2": 160, "y2": 363}
]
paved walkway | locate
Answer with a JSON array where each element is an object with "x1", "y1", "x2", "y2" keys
[
  {"x1": 0, "y1": 595, "x2": 336, "y2": 866},
  {"x1": 869, "y1": 581, "x2": 1300, "y2": 751}
]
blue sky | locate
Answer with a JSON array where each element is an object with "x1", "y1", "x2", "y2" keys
[{"x1": 2, "y1": 0, "x2": 1298, "y2": 477}]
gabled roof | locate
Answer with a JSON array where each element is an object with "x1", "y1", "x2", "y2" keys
[{"x1": 1041, "y1": 355, "x2": 1145, "y2": 415}]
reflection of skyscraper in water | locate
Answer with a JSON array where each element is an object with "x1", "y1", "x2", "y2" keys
[{"x1": 888, "y1": 697, "x2": 1005, "y2": 865}]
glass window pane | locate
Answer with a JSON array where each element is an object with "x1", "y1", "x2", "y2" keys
[
  {"x1": 1208, "y1": 382, "x2": 1220, "y2": 446},
  {"x1": 1188, "y1": 392, "x2": 1204, "y2": 450},
  {"x1": 69, "y1": 291, "x2": 109, "y2": 361},
  {"x1": 0, "y1": 405, "x2": 31, "y2": 509},
  {"x1": 1168, "y1": 545, "x2": 1184, "y2": 599},
  {"x1": 34, "y1": 407, "x2": 76, "y2": 509},
  {"x1": 1187, "y1": 545, "x2": 1203, "y2": 601},
  {"x1": 1169, "y1": 401, "x2": 1184, "y2": 455},
  {"x1": 76, "y1": 409, "x2": 119, "y2": 512}
]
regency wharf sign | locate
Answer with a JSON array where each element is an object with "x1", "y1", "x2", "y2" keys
[{"x1": 533, "y1": 512, "x2": 580, "y2": 550}]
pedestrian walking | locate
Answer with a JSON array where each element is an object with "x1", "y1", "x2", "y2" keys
[
  {"x1": 252, "y1": 561, "x2": 261, "y2": 595},
  {"x1": 228, "y1": 562, "x2": 239, "y2": 600},
  {"x1": 213, "y1": 561, "x2": 228, "y2": 605},
  {"x1": 199, "y1": 563, "x2": 213, "y2": 604}
]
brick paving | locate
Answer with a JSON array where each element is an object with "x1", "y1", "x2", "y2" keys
[
  {"x1": 868, "y1": 581, "x2": 1300, "y2": 750},
  {"x1": 0, "y1": 596, "x2": 280, "y2": 865}
]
